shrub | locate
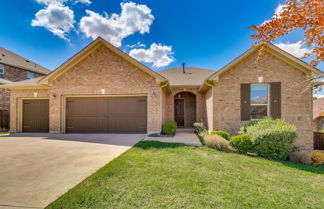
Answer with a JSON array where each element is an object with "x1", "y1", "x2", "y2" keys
[
  {"x1": 210, "y1": 130, "x2": 230, "y2": 140},
  {"x1": 239, "y1": 120, "x2": 260, "y2": 133},
  {"x1": 163, "y1": 121, "x2": 177, "y2": 136},
  {"x1": 245, "y1": 118, "x2": 297, "y2": 160},
  {"x1": 289, "y1": 151, "x2": 313, "y2": 165},
  {"x1": 193, "y1": 122, "x2": 207, "y2": 134},
  {"x1": 319, "y1": 129, "x2": 324, "y2": 133},
  {"x1": 311, "y1": 150, "x2": 324, "y2": 165},
  {"x1": 204, "y1": 135, "x2": 235, "y2": 152},
  {"x1": 230, "y1": 134, "x2": 254, "y2": 154},
  {"x1": 194, "y1": 122, "x2": 208, "y2": 144}
]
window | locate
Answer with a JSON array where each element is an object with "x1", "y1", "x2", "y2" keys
[
  {"x1": 250, "y1": 84, "x2": 269, "y2": 119},
  {"x1": 0, "y1": 64, "x2": 4, "y2": 74},
  {"x1": 26, "y1": 72, "x2": 35, "y2": 79}
]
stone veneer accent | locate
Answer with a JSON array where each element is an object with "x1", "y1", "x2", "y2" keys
[{"x1": 212, "y1": 51, "x2": 313, "y2": 149}]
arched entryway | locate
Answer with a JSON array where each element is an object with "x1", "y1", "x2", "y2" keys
[{"x1": 174, "y1": 92, "x2": 196, "y2": 128}]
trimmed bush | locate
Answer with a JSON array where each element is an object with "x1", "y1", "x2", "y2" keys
[
  {"x1": 311, "y1": 150, "x2": 324, "y2": 165},
  {"x1": 210, "y1": 130, "x2": 230, "y2": 140},
  {"x1": 230, "y1": 134, "x2": 254, "y2": 154},
  {"x1": 245, "y1": 118, "x2": 297, "y2": 160},
  {"x1": 163, "y1": 121, "x2": 177, "y2": 136},
  {"x1": 204, "y1": 135, "x2": 235, "y2": 152},
  {"x1": 239, "y1": 120, "x2": 260, "y2": 134}
]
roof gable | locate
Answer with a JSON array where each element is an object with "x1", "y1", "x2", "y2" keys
[
  {"x1": 199, "y1": 43, "x2": 323, "y2": 92},
  {"x1": 39, "y1": 37, "x2": 167, "y2": 85}
]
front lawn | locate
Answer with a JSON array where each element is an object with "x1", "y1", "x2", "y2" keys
[{"x1": 47, "y1": 141, "x2": 324, "y2": 209}]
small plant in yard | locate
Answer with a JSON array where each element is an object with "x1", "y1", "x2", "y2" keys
[
  {"x1": 311, "y1": 150, "x2": 324, "y2": 166},
  {"x1": 210, "y1": 130, "x2": 230, "y2": 140},
  {"x1": 204, "y1": 135, "x2": 235, "y2": 152},
  {"x1": 193, "y1": 122, "x2": 208, "y2": 144},
  {"x1": 245, "y1": 118, "x2": 297, "y2": 160},
  {"x1": 162, "y1": 121, "x2": 177, "y2": 136},
  {"x1": 230, "y1": 134, "x2": 254, "y2": 154}
]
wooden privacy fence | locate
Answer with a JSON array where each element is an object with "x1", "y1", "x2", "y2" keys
[
  {"x1": 0, "y1": 110, "x2": 9, "y2": 132},
  {"x1": 314, "y1": 132, "x2": 324, "y2": 150}
]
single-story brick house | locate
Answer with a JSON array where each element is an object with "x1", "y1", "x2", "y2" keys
[{"x1": 1, "y1": 37, "x2": 322, "y2": 149}]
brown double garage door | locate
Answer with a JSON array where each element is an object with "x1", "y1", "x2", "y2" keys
[
  {"x1": 66, "y1": 97, "x2": 147, "y2": 133},
  {"x1": 22, "y1": 97, "x2": 147, "y2": 133}
]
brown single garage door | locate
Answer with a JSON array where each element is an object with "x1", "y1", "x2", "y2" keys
[
  {"x1": 66, "y1": 97, "x2": 147, "y2": 133},
  {"x1": 23, "y1": 99, "x2": 49, "y2": 132}
]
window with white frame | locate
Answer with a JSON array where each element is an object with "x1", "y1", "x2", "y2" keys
[
  {"x1": 250, "y1": 84, "x2": 269, "y2": 119},
  {"x1": 0, "y1": 64, "x2": 4, "y2": 74},
  {"x1": 26, "y1": 72, "x2": 35, "y2": 79}
]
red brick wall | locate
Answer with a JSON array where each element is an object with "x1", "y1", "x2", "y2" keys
[{"x1": 0, "y1": 64, "x2": 45, "y2": 110}]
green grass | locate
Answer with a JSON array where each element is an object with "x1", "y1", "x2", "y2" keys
[
  {"x1": 0, "y1": 132, "x2": 9, "y2": 135},
  {"x1": 46, "y1": 141, "x2": 324, "y2": 209}
]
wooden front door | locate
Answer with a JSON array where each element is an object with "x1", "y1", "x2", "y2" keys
[{"x1": 174, "y1": 99, "x2": 184, "y2": 127}]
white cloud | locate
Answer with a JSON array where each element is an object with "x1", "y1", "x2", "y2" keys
[
  {"x1": 79, "y1": 2, "x2": 154, "y2": 47},
  {"x1": 261, "y1": 3, "x2": 287, "y2": 26},
  {"x1": 35, "y1": 0, "x2": 67, "y2": 5},
  {"x1": 274, "y1": 3, "x2": 286, "y2": 17},
  {"x1": 275, "y1": 41, "x2": 311, "y2": 58},
  {"x1": 75, "y1": 0, "x2": 91, "y2": 4},
  {"x1": 126, "y1": 41, "x2": 146, "y2": 48},
  {"x1": 129, "y1": 43, "x2": 174, "y2": 68},
  {"x1": 31, "y1": 3, "x2": 75, "y2": 39},
  {"x1": 35, "y1": 0, "x2": 90, "y2": 5}
]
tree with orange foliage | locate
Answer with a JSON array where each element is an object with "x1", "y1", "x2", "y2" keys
[
  {"x1": 250, "y1": 0, "x2": 323, "y2": 96},
  {"x1": 250, "y1": 0, "x2": 323, "y2": 67}
]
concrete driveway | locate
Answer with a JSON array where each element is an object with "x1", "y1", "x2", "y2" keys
[{"x1": 0, "y1": 133, "x2": 144, "y2": 209}]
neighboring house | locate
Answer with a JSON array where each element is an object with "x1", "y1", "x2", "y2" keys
[
  {"x1": 0, "y1": 47, "x2": 50, "y2": 130},
  {"x1": 1, "y1": 37, "x2": 322, "y2": 150},
  {"x1": 313, "y1": 97, "x2": 324, "y2": 131}
]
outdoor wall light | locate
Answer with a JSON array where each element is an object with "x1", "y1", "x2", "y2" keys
[
  {"x1": 151, "y1": 91, "x2": 157, "y2": 98},
  {"x1": 258, "y1": 76, "x2": 264, "y2": 83},
  {"x1": 33, "y1": 92, "x2": 38, "y2": 97},
  {"x1": 100, "y1": 89, "x2": 106, "y2": 94},
  {"x1": 51, "y1": 94, "x2": 56, "y2": 99}
]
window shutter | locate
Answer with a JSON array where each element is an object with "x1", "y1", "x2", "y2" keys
[
  {"x1": 241, "y1": 84, "x2": 250, "y2": 121},
  {"x1": 270, "y1": 82, "x2": 281, "y2": 118}
]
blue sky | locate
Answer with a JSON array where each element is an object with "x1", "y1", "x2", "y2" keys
[{"x1": 0, "y1": 0, "x2": 323, "y2": 80}]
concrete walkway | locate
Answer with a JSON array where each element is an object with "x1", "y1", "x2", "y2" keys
[
  {"x1": 145, "y1": 128, "x2": 201, "y2": 146},
  {"x1": 0, "y1": 133, "x2": 144, "y2": 209}
]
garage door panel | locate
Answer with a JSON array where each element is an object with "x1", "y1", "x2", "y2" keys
[
  {"x1": 66, "y1": 96, "x2": 147, "y2": 133},
  {"x1": 67, "y1": 98, "x2": 107, "y2": 116},
  {"x1": 108, "y1": 116, "x2": 147, "y2": 133},
  {"x1": 23, "y1": 100, "x2": 49, "y2": 132},
  {"x1": 66, "y1": 117, "x2": 107, "y2": 133}
]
